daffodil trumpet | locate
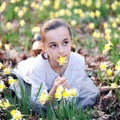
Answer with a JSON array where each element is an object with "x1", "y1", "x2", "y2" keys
[{"x1": 56, "y1": 56, "x2": 67, "y2": 66}]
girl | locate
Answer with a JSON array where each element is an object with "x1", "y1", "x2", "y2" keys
[{"x1": 10, "y1": 18, "x2": 99, "y2": 114}]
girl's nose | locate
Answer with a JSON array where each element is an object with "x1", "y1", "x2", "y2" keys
[{"x1": 59, "y1": 46, "x2": 64, "y2": 54}]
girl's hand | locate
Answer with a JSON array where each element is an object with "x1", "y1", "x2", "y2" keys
[
  {"x1": 54, "y1": 76, "x2": 70, "y2": 89},
  {"x1": 49, "y1": 76, "x2": 69, "y2": 97}
]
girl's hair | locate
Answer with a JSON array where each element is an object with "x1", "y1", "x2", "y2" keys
[
  {"x1": 31, "y1": 19, "x2": 73, "y2": 58},
  {"x1": 40, "y1": 18, "x2": 72, "y2": 43}
]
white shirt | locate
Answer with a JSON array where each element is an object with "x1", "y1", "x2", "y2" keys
[{"x1": 13, "y1": 52, "x2": 99, "y2": 107}]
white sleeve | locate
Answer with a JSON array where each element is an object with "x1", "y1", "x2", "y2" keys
[
  {"x1": 71, "y1": 55, "x2": 100, "y2": 108},
  {"x1": 28, "y1": 61, "x2": 48, "y2": 103}
]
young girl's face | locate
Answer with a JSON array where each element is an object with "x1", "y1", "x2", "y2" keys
[{"x1": 44, "y1": 26, "x2": 72, "y2": 66}]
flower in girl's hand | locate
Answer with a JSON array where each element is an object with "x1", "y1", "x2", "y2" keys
[
  {"x1": 39, "y1": 91, "x2": 50, "y2": 104},
  {"x1": 56, "y1": 56, "x2": 67, "y2": 66}
]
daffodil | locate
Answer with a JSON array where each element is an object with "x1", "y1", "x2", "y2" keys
[
  {"x1": 70, "y1": 20, "x2": 77, "y2": 26},
  {"x1": 14, "y1": 6, "x2": 19, "y2": 12},
  {"x1": 55, "y1": 85, "x2": 64, "y2": 100},
  {"x1": 19, "y1": 20, "x2": 25, "y2": 27},
  {"x1": 105, "y1": 28, "x2": 111, "y2": 35},
  {"x1": 115, "y1": 60, "x2": 120, "y2": 72},
  {"x1": 8, "y1": 76, "x2": 17, "y2": 85},
  {"x1": 0, "y1": 80, "x2": 6, "y2": 92},
  {"x1": 6, "y1": 22, "x2": 12, "y2": 30},
  {"x1": 107, "y1": 69, "x2": 113, "y2": 76},
  {"x1": 54, "y1": 92, "x2": 62, "y2": 100},
  {"x1": 0, "y1": 99, "x2": 11, "y2": 110},
  {"x1": 56, "y1": 85, "x2": 64, "y2": 93},
  {"x1": 42, "y1": 0, "x2": 51, "y2": 7},
  {"x1": 31, "y1": 26, "x2": 40, "y2": 33},
  {"x1": 100, "y1": 62, "x2": 108, "y2": 70},
  {"x1": 89, "y1": 11, "x2": 95, "y2": 18},
  {"x1": 18, "y1": 10, "x2": 24, "y2": 18},
  {"x1": 69, "y1": 88, "x2": 77, "y2": 97},
  {"x1": 0, "y1": 62, "x2": 4, "y2": 69},
  {"x1": 0, "y1": 41, "x2": 2, "y2": 48},
  {"x1": 89, "y1": 23, "x2": 95, "y2": 30},
  {"x1": 54, "y1": 0, "x2": 60, "y2": 9},
  {"x1": 62, "y1": 89, "x2": 71, "y2": 99},
  {"x1": 56, "y1": 56, "x2": 67, "y2": 66},
  {"x1": 95, "y1": 10, "x2": 101, "y2": 18},
  {"x1": 10, "y1": 109, "x2": 23, "y2": 120},
  {"x1": 111, "y1": 83, "x2": 118, "y2": 88},
  {"x1": 104, "y1": 22, "x2": 109, "y2": 29},
  {"x1": 5, "y1": 44, "x2": 11, "y2": 51},
  {"x1": 3, "y1": 68, "x2": 10, "y2": 75},
  {"x1": 0, "y1": 2, "x2": 6, "y2": 13},
  {"x1": 92, "y1": 31, "x2": 101, "y2": 39},
  {"x1": 39, "y1": 91, "x2": 50, "y2": 104}
]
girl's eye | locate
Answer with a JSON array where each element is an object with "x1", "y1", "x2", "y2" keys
[
  {"x1": 50, "y1": 44, "x2": 57, "y2": 48},
  {"x1": 63, "y1": 41, "x2": 69, "y2": 46}
]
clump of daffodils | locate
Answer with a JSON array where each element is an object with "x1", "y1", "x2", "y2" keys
[
  {"x1": 56, "y1": 56, "x2": 67, "y2": 66},
  {"x1": 55, "y1": 85, "x2": 77, "y2": 101},
  {"x1": 0, "y1": 99, "x2": 11, "y2": 110},
  {"x1": 10, "y1": 109, "x2": 24, "y2": 120},
  {"x1": 39, "y1": 91, "x2": 50, "y2": 105}
]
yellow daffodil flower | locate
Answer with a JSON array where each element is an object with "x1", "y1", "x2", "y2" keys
[
  {"x1": 107, "y1": 69, "x2": 113, "y2": 76},
  {"x1": 0, "y1": 41, "x2": 2, "y2": 48},
  {"x1": 89, "y1": 23, "x2": 95, "y2": 30},
  {"x1": 0, "y1": 62, "x2": 4, "y2": 69},
  {"x1": 56, "y1": 85, "x2": 64, "y2": 93},
  {"x1": 111, "y1": 83, "x2": 118, "y2": 88},
  {"x1": 0, "y1": 80, "x2": 6, "y2": 92},
  {"x1": 6, "y1": 22, "x2": 12, "y2": 30},
  {"x1": 105, "y1": 28, "x2": 111, "y2": 35},
  {"x1": 39, "y1": 91, "x2": 50, "y2": 104},
  {"x1": 0, "y1": 99, "x2": 11, "y2": 110},
  {"x1": 10, "y1": 109, "x2": 23, "y2": 120},
  {"x1": 8, "y1": 76, "x2": 17, "y2": 85},
  {"x1": 19, "y1": 20, "x2": 25, "y2": 27},
  {"x1": 95, "y1": 10, "x2": 101, "y2": 18},
  {"x1": 42, "y1": 0, "x2": 51, "y2": 7},
  {"x1": 54, "y1": 0, "x2": 60, "y2": 9},
  {"x1": 104, "y1": 22, "x2": 108, "y2": 29},
  {"x1": 54, "y1": 92, "x2": 62, "y2": 100},
  {"x1": 3, "y1": 68, "x2": 10, "y2": 75},
  {"x1": 31, "y1": 26, "x2": 40, "y2": 33},
  {"x1": 62, "y1": 89, "x2": 71, "y2": 98},
  {"x1": 100, "y1": 62, "x2": 108, "y2": 70},
  {"x1": 92, "y1": 31, "x2": 101, "y2": 39},
  {"x1": 69, "y1": 88, "x2": 77, "y2": 97},
  {"x1": 18, "y1": 10, "x2": 24, "y2": 18},
  {"x1": 5, "y1": 44, "x2": 11, "y2": 51},
  {"x1": 56, "y1": 56, "x2": 67, "y2": 66},
  {"x1": 0, "y1": 2, "x2": 6, "y2": 13}
]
